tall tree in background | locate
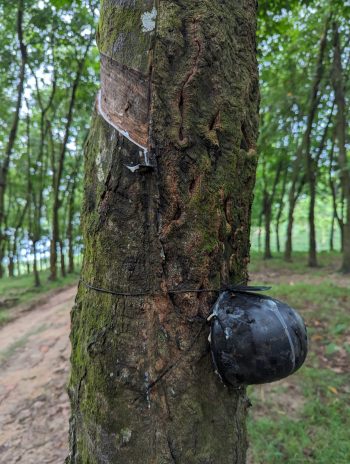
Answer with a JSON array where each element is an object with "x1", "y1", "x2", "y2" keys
[
  {"x1": 49, "y1": 38, "x2": 93, "y2": 281},
  {"x1": 0, "y1": 0, "x2": 98, "y2": 282},
  {"x1": 67, "y1": 1, "x2": 259, "y2": 462},
  {"x1": 0, "y1": 0, "x2": 26, "y2": 277},
  {"x1": 332, "y1": 21, "x2": 350, "y2": 273}
]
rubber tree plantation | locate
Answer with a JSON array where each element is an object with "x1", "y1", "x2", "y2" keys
[{"x1": 67, "y1": 0, "x2": 259, "y2": 463}]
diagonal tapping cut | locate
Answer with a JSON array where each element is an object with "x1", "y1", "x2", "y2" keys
[{"x1": 97, "y1": 53, "x2": 151, "y2": 158}]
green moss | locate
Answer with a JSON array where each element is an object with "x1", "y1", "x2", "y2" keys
[{"x1": 98, "y1": 1, "x2": 155, "y2": 72}]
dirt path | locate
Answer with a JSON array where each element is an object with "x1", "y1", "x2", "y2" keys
[
  {"x1": 0, "y1": 286, "x2": 76, "y2": 464},
  {"x1": 1, "y1": 268, "x2": 348, "y2": 464}
]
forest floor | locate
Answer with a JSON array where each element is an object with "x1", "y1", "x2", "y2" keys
[
  {"x1": 0, "y1": 286, "x2": 75, "y2": 464},
  {"x1": 247, "y1": 252, "x2": 350, "y2": 464},
  {"x1": 0, "y1": 253, "x2": 349, "y2": 463}
]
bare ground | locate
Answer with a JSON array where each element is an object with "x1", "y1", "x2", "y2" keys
[{"x1": 0, "y1": 286, "x2": 76, "y2": 464}]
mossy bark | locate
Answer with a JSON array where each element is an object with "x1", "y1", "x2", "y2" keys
[{"x1": 67, "y1": 1, "x2": 259, "y2": 463}]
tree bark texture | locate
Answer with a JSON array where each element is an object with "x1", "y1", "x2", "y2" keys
[{"x1": 67, "y1": 1, "x2": 259, "y2": 463}]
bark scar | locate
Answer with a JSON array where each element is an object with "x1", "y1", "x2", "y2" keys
[
  {"x1": 167, "y1": 434, "x2": 179, "y2": 464},
  {"x1": 178, "y1": 18, "x2": 203, "y2": 145}
]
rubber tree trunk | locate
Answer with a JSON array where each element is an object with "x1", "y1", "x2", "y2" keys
[
  {"x1": 284, "y1": 182, "x2": 297, "y2": 261},
  {"x1": 308, "y1": 180, "x2": 318, "y2": 267},
  {"x1": 257, "y1": 207, "x2": 263, "y2": 253},
  {"x1": 67, "y1": 219, "x2": 75, "y2": 274},
  {"x1": 284, "y1": 175, "x2": 305, "y2": 262},
  {"x1": 329, "y1": 211, "x2": 335, "y2": 251},
  {"x1": 284, "y1": 20, "x2": 326, "y2": 265},
  {"x1": 305, "y1": 18, "x2": 329, "y2": 268},
  {"x1": 0, "y1": 0, "x2": 26, "y2": 277},
  {"x1": 67, "y1": 1, "x2": 259, "y2": 463},
  {"x1": 49, "y1": 46, "x2": 89, "y2": 281},
  {"x1": 332, "y1": 22, "x2": 350, "y2": 273},
  {"x1": 59, "y1": 239, "x2": 66, "y2": 277},
  {"x1": 67, "y1": 170, "x2": 78, "y2": 274},
  {"x1": 262, "y1": 159, "x2": 283, "y2": 260},
  {"x1": 275, "y1": 165, "x2": 287, "y2": 253},
  {"x1": 33, "y1": 240, "x2": 41, "y2": 287},
  {"x1": 284, "y1": 142, "x2": 305, "y2": 262},
  {"x1": 8, "y1": 256, "x2": 15, "y2": 277},
  {"x1": 263, "y1": 198, "x2": 273, "y2": 259}
]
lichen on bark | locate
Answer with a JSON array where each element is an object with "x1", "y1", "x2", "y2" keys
[
  {"x1": 67, "y1": 1, "x2": 259, "y2": 463},
  {"x1": 97, "y1": 0, "x2": 156, "y2": 72}
]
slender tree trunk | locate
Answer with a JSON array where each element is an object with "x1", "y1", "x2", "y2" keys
[
  {"x1": 67, "y1": 192, "x2": 75, "y2": 274},
  {"x1": 264, "y1": 198, "x2": 273, "y2": 259},
  {"x1": 0, "y1": 0, "x2": 27, "y2": 276},
  {"x1": 67, "y1": 2, "x2": 259, "y2": 463},
  {"x1": 8, "y1": 236, "x2": 17, "y2": 277},
  {"x1": 275, "y1": 165, "x2": 288, "y2": 253},
  {"x1": 16, "y1": 252, "x2": 21, "y2": 276},
  {"x1": 59, "y1": 239, "x2": 66, "y2": 277},
  {"x1": 328, "y1": 137, "x2": 343, "y2": 252},
  {"x1": 305, "y1": 19, "x2": 329, "y2": 267},
  {"x1": 25, "y1": 111, "x2": 41, "y2": 287},
  {"x1": 28, "y1": 71, "x2": 55, "y2": 285},
  {"x1": 257, "y1": 207, "x2": 263, "y2": 253},
  {"x1": 285, "y1": 203, "x2": 295, "y2": 261},
  {"x1": 284, "y1": 16, "x2": 328, "y2": 264},
  {"x1": 332, "y1": 23, "x2": 350, "y2": 273},
  {"x1": 284, "y1": 157, "x2": 304, "y2": 262},
  {"x1": 308, "y1": 180, "x2": 318, "y2": 266},
  {"x1": 66, "y1": 161, "x2": 79, "y2": 274},
  {"x1": 49, "y1": 43, "x2": 91, "y2": 281},
  {"x1": 33, "y1": 241, "x2": 41, "y2": 287},
  {"x1": 262, "y1": 159, "x2": 282, "y2": 260},
  {"x1": 330, "y1": 210, "x2": 335, "y2": 251},
  {"x1": 308, "y1": 103, "x2": 334, "y2": 266},
  {"x1": 8, "y1": 257, "x2": 14, "y2": 277},
  {"x1": 275, "y1": 223, "x2": 281, "y2": 253},
  {"x1": 49, "y1": 202, "x2": 59, "y2": 280},
  {"x1": 68, "y1": 230, "x2": 75, "y2": 273},
  {"x1": 8, "y1": 201, "x2": 28, "y2": 277},
  {"x1": 285, "y1": 162, "x2": 307, "y2": 261}
]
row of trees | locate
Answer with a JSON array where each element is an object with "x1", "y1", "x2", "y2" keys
[
  {"x1": 0, "y1": 0, "x2": 98, "y2": 285},
  {"x1": 1, "y1": 0, "x2": 349, "y2": 290},
  {"x1": 253, "y1": 0, "x2": 350, "y2": 272}
]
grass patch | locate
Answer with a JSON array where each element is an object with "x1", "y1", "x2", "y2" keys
[
  {"x1": 247, "y1": 254, "x2": 350, "y2": 464},
  {"x1": 0, "y1": 310, "x2": 11, "y2": 325},
  {"x1": 0, "y1": 269, "x2": 79, "y2": 325},
  {"x1": 249, "y1": 250, "x2": 343, "y2": 275}
]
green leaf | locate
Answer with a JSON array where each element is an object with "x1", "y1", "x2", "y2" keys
[{"x1": 49, "y1": 0, "x2": 73, "y2": 8}]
